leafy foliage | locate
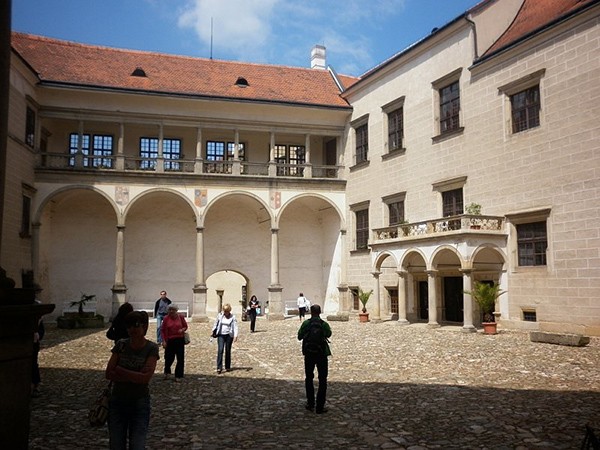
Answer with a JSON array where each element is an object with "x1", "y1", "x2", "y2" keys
[
  {"x1": 358, "y1": 288, "x2": 373, "y2": 313},
  {"x1": 69, "y1": 293, "x2": 96, "y2": 315},
  {"x1": 464, "y1": 282, "x2": 505, "y2": 322}
]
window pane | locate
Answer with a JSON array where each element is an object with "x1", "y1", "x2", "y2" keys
[
  {"x1": 442, "y1": 189, "x2": 463, "y2": 217},
  {"x1": 388, "y1": 108, "x2": 403, "y2": 151},
  {"x1": 517, "y1": 221, "x2": 547, "y2": 266},
  {"x1": 355, "y1": 124, "x2": 368, "y2": 163},
  {"x1": 356, "y1": 209, "x2": 369, "y2": 250},
  {"x1": 511, "y1": 85, "x2": 540, "y2": 133},
  {"x1": 388, "y1": 201, "x2": 404, "y2": 226},
  {"x1": 439, "y1": 81, "x2": 460, "y2": 133}
]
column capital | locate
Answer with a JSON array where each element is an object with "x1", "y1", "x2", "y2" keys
[
  {"x1": 371, "y1": 271, "x2": 381, "y2": 278},
  {"x1": 396, "y1": 270, "x2": 408, "y2": 278},
  {"x1": 116, "y1": 225, "x2": 125, "y2": 231},
  {"x1": 271, "y1": 227, "x2": 279, "y2": 233},
  {"x1": 459, "y1": 268, "x2": 474, "y2": 275},
  {"x1": 196, "y1": 226, "x2": 204, "y2": 233},
  {"x1": 425, "y1": 269, "x2": 438, "y2": 277}
]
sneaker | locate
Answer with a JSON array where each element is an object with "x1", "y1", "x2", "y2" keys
[
  {"x1": 217, "y1": 369, "x2": 222, "y2": 374},
  {"x1": 315, "y1": 407, "x2": 328, "y2": 414}
]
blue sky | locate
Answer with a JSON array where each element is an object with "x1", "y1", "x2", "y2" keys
[{"x1": 12, "y1": 0, "x2": 479, "y2": 77}]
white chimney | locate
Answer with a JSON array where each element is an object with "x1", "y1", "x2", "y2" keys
[{"x1": 311, "y1": 45, "x2": 326, "y2": 70}]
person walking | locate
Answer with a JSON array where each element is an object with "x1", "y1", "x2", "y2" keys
[
  {"x1": 297, "y1": 293, "x2": 311, "y2": 321},
  {"x1": 106, "y1": 302, "x2": 134, "y2": 343},
  {"x1": 247, "y1": 295, "x2": 260, "y2": 332},
  {"x1": 160, "y1": 304, "x2": 187, "y2": 382},
  {"x1": 153, "y1": 290, "x2": 171, "y2": 344},
  {"x1": 105, "y1": 311, "x2": 159, "y2": 450},
  {"x1": 297, "y1": 304, "x2": 332, "y2": 414},
  {"x1": 212, "y1": 303, "x2": 238, "y2": 374}
]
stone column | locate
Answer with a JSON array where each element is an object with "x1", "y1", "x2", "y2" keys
[
  {"x1": 31, "y1": 222, "x2": 41, "y2": 284},
  {"x1": 156, "y1": 123, "x2": 164, "y2": 172},
  {"x1": 303, "y1": 134, "x2": 312, "y2": 178},
  {"x1": 397, "y1": 270, "x2": 409, "y2": 325},
  {"x1": 336, "y1": 229, "x2": 349, "y2": 316},
  {"x1": 268, "y1": 131, "x2": 277, "y2": 177},
  {"x1": 192, "y1": 226, "x2": 208, "y2": 322},
  {"x1": 75, "y1": 120, "x2": 84, "y2": 168},
  {"x1": 194, "y1": 127, "x2": 203, "y2": 174},
  {"x1": 111, "y1": 225, "x2": 127, "y2": 316},
  {"x1": 426, "y1": 269, "x2": 440, "y2": 327},
  {"x1": 232, "y1": 129, "x2": 241, "y2": 175},
  {"x1": 371, "y1": 271, "x2": 381, "y2": 322},
  {"x1": 461, "y1": 268, "x2": 476, "y2": 332},
  {"x1": 115, "y1": 122, "x2": 125, "y2": 170},
  {"x1": 268, "y1": 228, "x2": 284, "y2": 320}
]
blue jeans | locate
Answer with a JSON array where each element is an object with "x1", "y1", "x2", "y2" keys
[
  {"x1": 156, "y1": 314, "x2": 166, "y2": 343},
  {"x1": 304, "y1": 354, "x2": 328, "y2": 411},
  {"x1": 108, "y1": 395, "x2": 150, "y2": 450},
  {"x1": 217, "y1": 334, "x2": 233, "y2": 370}
]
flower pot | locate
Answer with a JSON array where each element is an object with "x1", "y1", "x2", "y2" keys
[
  {"x1": 482, "y1": 322, "x2": 497, "y2": 335},
  {"x1": 359, "y1": 312, "x2": 369, "y2": 323}
]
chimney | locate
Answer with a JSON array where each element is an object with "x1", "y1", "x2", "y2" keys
[{"x1": 310, "y1": 45, "x2": 326, "y2": 70}]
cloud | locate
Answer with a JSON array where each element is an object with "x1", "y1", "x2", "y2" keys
[{"x1": 176, "y1": 0, "x2": 407, "y2": 74}]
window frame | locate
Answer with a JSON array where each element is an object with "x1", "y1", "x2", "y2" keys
[
  {"x1": 382, "y1": 192, "x2": 406, "y2": 226},
  {"x1": 25, "y1": 106, "x2": 36, "y2": 148},
  {"x1": 431, "y1": 68, "x2": 463, "y2": 140},
  {"x1": 350, "y1": 201, "x2": 370, "y2": 251},
  {"x1": 505, "y1": 208, "x2": 551, "y2": 272},
  {"x1": 510, "y1": 85, "x2": 541, "y2": 133},
  {"x1": 382, "y1": 97, "x2": 405, "y2": 155},
  {"x1": 274, "y1": 143, "x2": 305, "y2": 176},
  {"x1": 69, "y1": 133, "x2": 114, "y2": 168},
  {"x1": 498, "y1": 69, "x2": 545, "y2": 136},
  {"x1": 350, "y1": 114, "x2": 369, "y2": 167}
]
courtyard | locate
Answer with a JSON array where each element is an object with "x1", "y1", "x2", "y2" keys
[{"x1": 29, "y1": 317, "x2": 600, "y2": 449}]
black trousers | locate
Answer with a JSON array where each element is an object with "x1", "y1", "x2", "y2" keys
[
  {"x1": 164, "y1": 337, "x2": 185, "y2": 378},
  {"x1": 248, "y1": 310, "x2": 257, "y2": 331},
  {"x1": 304, "y1": 353, "x2": 328, "y2": 411}
]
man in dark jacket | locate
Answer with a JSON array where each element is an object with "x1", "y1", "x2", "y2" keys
[
  {"x1": 154, "y1": 290, "x2": 171, "y2": 344},
  {"x1": 297, "y1": 304, "x2": 332, "y2": 414}
]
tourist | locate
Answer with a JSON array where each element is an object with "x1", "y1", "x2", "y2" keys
[
  {"x1": 297, "y1": 304, "x2": 331, "y2": 414},
  {"x1": 161, "y1": 304, "x2": 187, "y2": 381},
  {"x1": 153, "y1": 290, "x2": 171, "y2": 344},
  {"x1": 105, "y1": 311, "x2": 159, "y2": 449},
  {"x1": 106, "y1": 302, "x2": 134, "y2": 343},
  {"x1": 212, "y1": 303, "x2": 238, "y2": 374},
  {"x1": 248, "y1": 295, "x2": 260, "y2": 332},
  {"x1": 297, "y1": 293, "x2": 311, "y2": 321}
]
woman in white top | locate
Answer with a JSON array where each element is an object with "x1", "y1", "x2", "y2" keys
[
  {"x1": 297, "y1": 293, "x2": 311, "y2": 321},
  {"x1": 212, "y1": 303, "x2": 239, "y2": 374}
]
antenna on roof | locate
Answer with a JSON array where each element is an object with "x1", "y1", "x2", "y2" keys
[{"x1": 210, "y1": 17, "x2": 213, "y2": 60}]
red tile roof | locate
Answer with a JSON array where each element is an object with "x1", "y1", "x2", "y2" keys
[
  {"x1": 482, "y1": 0, "x2": 599, "y2": 58},
  {"x1": 11, "y1": 32, "x2": 352, "y2": 109}
]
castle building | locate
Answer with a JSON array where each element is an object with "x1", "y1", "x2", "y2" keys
[{"x1": 3, "y1": 0, "x2": 599, "y2": 335}]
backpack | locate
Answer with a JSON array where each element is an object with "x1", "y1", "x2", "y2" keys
[{"x1": 303, "y1": 318, "x2": 326, "y2": 356}]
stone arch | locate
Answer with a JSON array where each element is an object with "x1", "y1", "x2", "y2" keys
[
  {"x1": 374, "y1": 251, "x2": 398, "y2": 271},
  {"x1": 123, "y1": 187, "x2": 198, "y2": 226},
  {"x1": 430, "y1": 244, "x2": 465, "y2": 270},
  {"x1": 277, "y1": 192, "x2": 345, "y2": 229},
  {"x1": 205, "y1": 269, "x2": 250, "y2": 317},
  {"x1": 201, "y1": 190, "x2": 273, "y2": 228}
]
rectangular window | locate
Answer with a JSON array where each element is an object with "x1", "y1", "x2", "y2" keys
[
  {"x1": 274, "y1": 144, "x2": 305, "y2": 176},
  {"x1": 355, "y1": 209, "x2": 369, "y2": 250},
  {"x1": 442, "y1": 188, "x2": 463, "y2": 217},
  {"x1": 20, "y1": 195, "x2": 32, "y2": 238},
  {"x1": 226, "y1": 142, "x2": 246, "y2": 161},
  {"x1": 388, "y1": 108, "x2": 403, "y2": 151},
  {"x1": 355, "y1": 124, "x2": 368, "y2": 163},
  {"x1": 388, "y1": 200, "x2": 404, "y2": 226},
  {"x1": 517, "y1": 222, "x2": 547, "y2": 266},
  {"x1": 163, "y1": 139, "x2": 182, "y2": 171},
  {"x1": 511, "y1": 85, "x2": 540, "y2": 133},
  {"x1": 350, "y1": 288, "x2": 360, "y2": 311},
  {"x1": 138, "y1": 137, "x2": 181, "y2": 170},
  {"x1": 25, "y1": 107, "x2": 36, "y2": 148},
  {"x1": 523, "y1": 310, "x2": 537, "y2": 322},
  {"x1": 69, "y1": 133, "x2": 113, "y2": 168},
  {"x1": 139, "y1": 137, "x2": 159, "y2": 169},
  {"x1": 439, "y1": 81, "x2": 460, "y2": 133}
]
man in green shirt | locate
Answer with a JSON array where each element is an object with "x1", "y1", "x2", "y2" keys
[{"x1": 297, "y1": 304, "x2": 332, "y2": 414}]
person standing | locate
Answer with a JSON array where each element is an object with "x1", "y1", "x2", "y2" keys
[
  {"x1": 106, "y1": 302, "x2": 134, "y2": 343},
  {"x1": 248, "y1": 295, "x2": 260, "y2": 333},
  {"x1": 212, "y1": 303, "x2": 238, "y2": 374},
  {"x1": 297, "y1": 293, "x2": 310, "y2": 321},
  {"x1": 297, "y1": 304, "x2": 331, "y2": 414},
  {"x1": 105, "y1": 311, "x2": 159, "y2": 450},
  {"x1": 154, "y1": 290, "x2": 171, "y2": 344},
  {"x1": 161, "y1": 304, "x2": 187, "y2": 382},
  {"x1": 31, "y1": 285, "x2": 45, "y2": 397}
]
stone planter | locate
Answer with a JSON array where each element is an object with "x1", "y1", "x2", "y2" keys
[{"x1": 57, "y1": 314, "x2": 105, "y2": 329}]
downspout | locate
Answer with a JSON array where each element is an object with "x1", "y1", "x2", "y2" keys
[{"x1": 465, "y1": 15, "x2": 479, "y2": 61}]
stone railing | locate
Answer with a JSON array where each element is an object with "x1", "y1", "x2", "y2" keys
[{"x1": 373, "y1": 215, "x2": 505, "y2": 242}]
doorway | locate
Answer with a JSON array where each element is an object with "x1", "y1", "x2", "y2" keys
[
  {"x1": 418, "y1": 280, "x2": 428, "y2": 320},
  {"x1": 443, "y1": 276, "x2": 463, "y2": 322}
]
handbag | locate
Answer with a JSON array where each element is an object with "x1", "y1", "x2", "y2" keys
[
  {"x1": 88, "y1": 381, "x2": 112, "y2": 427},
  {"x1": 180, "y1": 316, "x2": 191, "y2": 345}
]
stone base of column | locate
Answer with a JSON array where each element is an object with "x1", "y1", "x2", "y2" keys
[
  {"x1": 427, "y1": 322, "x2": 441, "y2": 328},
  {"x1": 191, "y1": 314, "x2": 209, "y2": 323},
  {"x1": 267, "y1": 313, "x2": 285, "y2": 321},
  {"x1": 397, "y1": 319, "x2": 410, "y2": 326},
  {"x1": 462, "y1": 325, "x2": 477, "y2": 333},
  {"x1": 370, "y1": 318, "x2": 383, "y2": 323}
]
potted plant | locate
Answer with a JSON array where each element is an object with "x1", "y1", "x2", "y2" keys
[
  {"x1": 465, "y1": 203, "x2": 482, "y2": 229},
  {"x1": 358, "y1": 288, "x2": 373, "y2": 323},
  {"x1": 57, "y1": 293, "x2": 104, "y2": 329},
  {"x1": 464, "y1": 282, "x2": 506, "y2": 335}
]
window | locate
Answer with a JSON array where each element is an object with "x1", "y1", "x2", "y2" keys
[
  {"x1": 388, "y1": 108, "x2": 404, "y2": 151},
  {"x1": 439, "y1": 81, "x2": 460, "y2": 133},
  {"x1": 139, "y1": 137, "x2": 181, "y2": 170},
  {"x1": 206, "y1": 140, "x2": 246, "y2": 173},
  {"x1": 517, "y1": 222, "x2": 547, "y2": 266},
  {"x1": 522, "y1": 310, "x2": 537, "y2": 322},
  {"x1": 511, "y1": 85, "x2": 540, "y2": 133},
  {"x1": 69, "y1": 133, "x2": 114, "y2": 168},
  {"x1": 20, "y1": 194, "x2": 31, "y2": 238},
  {"x1": 383, "y1": 193, "x2": 406, "y2": 226},
  {"x1": 274, "y1": 144, "x2": 305, "y2": 176},
  {"x1": 355, "y1": 209, "x2": 369, "y2": 250},
  {"x1": 355, "y1": 124, "x2": 368, "y2": 163},
  {"x1": 25, "y1": 107, "x2": 36, "y2": 148},
  {"x1": 442, "y1": 188, "x2": 463, "y2": 217},
  {"x1": 350, "y1": 287, "x2": 360, "y2": 311}
]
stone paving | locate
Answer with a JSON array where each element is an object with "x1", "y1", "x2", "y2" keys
[{"x1": 29, "y1": 317, "x2": 600, "y2": 449}]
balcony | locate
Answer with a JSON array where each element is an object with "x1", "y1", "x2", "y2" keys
[
  {"x1": 37, "y1": 152, "x2": 342, "y2": 180},
  {"x1": 372, "y1": 215, "x2": 505, "y2": 244}
]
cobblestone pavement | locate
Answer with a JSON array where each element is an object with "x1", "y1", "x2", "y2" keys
[{"x1": 29, "y1": 317, "x2": 600, "y2": 449}]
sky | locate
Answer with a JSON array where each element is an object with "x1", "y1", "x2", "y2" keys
[{"x1": 11, "y1": 0, "x2": 480, "y2": 77}]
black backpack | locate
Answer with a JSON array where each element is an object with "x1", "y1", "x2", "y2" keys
[{"x1": 303, "y1": 318, "x2": 326, "y2": 356}]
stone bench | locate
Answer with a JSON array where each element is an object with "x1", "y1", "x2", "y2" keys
[{"x1": 529, "y1": 331, "x2": 590, "y2": 347}]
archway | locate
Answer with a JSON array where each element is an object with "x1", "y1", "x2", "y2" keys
[{"x1": 205, "y1": 270, "x2": 248, "y2": 318}]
